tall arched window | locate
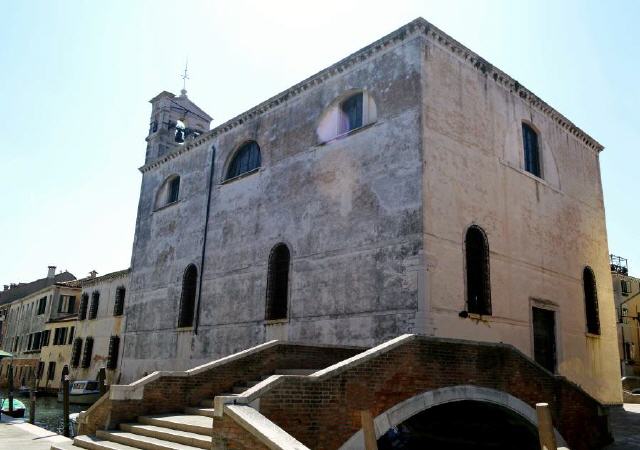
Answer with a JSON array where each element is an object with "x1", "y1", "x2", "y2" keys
[
  {"x1": 465, "y1": 226, "x2": 491, "y2": 315},
  {"x1": 583, "y1": 266, "x2": 600, "y2": 335},
  {"x1": 522, "y1": 123, "x2": 541, "y2": 177},
  {"x1": 266, "y1": 244, "x2": 290, "y2": 321},
  {"x1": 225, "y1": 141, "x2": 261, "y2": 181},
  {"x1": 178, "y1": 264, "x2": 198, "y2": 328}
]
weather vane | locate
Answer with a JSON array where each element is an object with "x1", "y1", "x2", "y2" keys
[{"x1": 181, "y1": 59, "x2": 189, "y2": 95}]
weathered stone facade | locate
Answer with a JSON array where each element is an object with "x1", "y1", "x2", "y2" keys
[{"x1": 121, "y1": 18, "x2": 621, "y2": 405}]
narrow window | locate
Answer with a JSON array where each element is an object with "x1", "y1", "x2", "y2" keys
[
  {"x1": 33, "y1": 332, "x2": 41, "y2": 350},
  {"x1": 68, "y1": 327, "x2": 74, "y2": 344},
  {"x1": 178, "y1": 265, "x2": 198, "y2": 328},
  {"x1": 67, "y1": 296, "x2": 76, "y2": 313},
  {"x1": 81, "y1": 337, "x2": 94, "y2": 368},
  {"x1": 107, "y1": 336, "x2": 120, "y2": 370},
  {"x1": 225, "y1": 141, "x2": 261, "y2": 180},
  {"x1": 583, "y1": 266, "x2": 600, "y2": 335},
  {"x1": 38, "y1": 296, "x2": 47, "y2": 315},
  {"x1": 71, "y1": 338, "x2": 82, "y2": 368},
  {"x1": 113, "y1": 287, "x2": 126, "y2": 316},
  {"x1": 465, "y1": 226, "x2": 491, "y2": 315},
  {"x1": 168, "y1": 176, "x2": 180, "y2": 203},
  {"x1": 339, "y1": 93, "x2": 364, "y2": 134},
  {"x1": 37, "y1": 362, "x2": 44, "y2": 379},
  {"x1": 522, "y1": 123, "x2": 541, "y2": 177},
  {"x1": 42, "y1": 330, "x2": 50, "y2": 347},
  {"x1": 47, "y1": 361, "x2": 56, "y2": 381},
  {"x1": 78, "y1": 293, "x2": 89, "y2": 320},
  {"x1": 266, "y1": 244, "x2": 291, "y2": 320},
  {"x1": 621, "y1": 280, "x2": 631, "y2": 295},
  {"x1": 532, "y1": 307, "x2": 557, "y2": 373},
  {"x1": 89, "y1": 291, "x2": 100, "y2": 320}
]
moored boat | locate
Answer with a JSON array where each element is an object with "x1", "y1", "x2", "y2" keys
[
  {"x1": 1, "y1": 398, "x2": 26, "y2": 418},
  {"x1": 68, "y1": 380, "x2": 100, "y2": 405}
]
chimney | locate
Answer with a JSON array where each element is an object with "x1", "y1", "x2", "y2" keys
[
  {"x1": 47, "y1": 266, "x2": 56, "y2": 279},
  {"x1": 89, "y1": 270, "x2": 98, "y2": 279}
]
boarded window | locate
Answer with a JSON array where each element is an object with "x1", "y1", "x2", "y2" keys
[
  {"x1": 522, "y1": 123, "x2": 541, "y2": 177},
  {"x1": 465, "y1": 226, "x2": 491, "y2": 315},
  {"x1": 266, "y1": 244, "x2": 291, "y2": 321},
  {"x1": 89, "y1": 291, "x2": 100, "y2": 320},
  {"x1": 178, "y1": 265, "x2": 198, "y2": 328},
  {"x1": 71, "y1": 338, "x2": 82, "y2": 368},
  {"x1": 78, "y1": 294, "x2": 89, "y2": 320},
  {"x1": 113, "y1": 287, "x2": 126, "y2": 316},
  {"x1": 339, "y1": 93, "x2": 363, "y2": 134},
  {"x1": 107, "y1": 336, "x2": 120, "y2": 370},
  {"x1": 81, "y1": 337, "x2": 93, "y2": 369},
  {"x1": 583, "y1": 267, "x2": 600, "y2": 335},
  {"x1": 47, "y1": 361, "x2": 56, "y2": 381},
  {"x1": 226, "y1": 141, "x2": 261, "y2": 180}
]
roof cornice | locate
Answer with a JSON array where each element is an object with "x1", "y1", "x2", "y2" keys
[{"x1": 139, "y1": 18, "x2": 602, "y2": 174}]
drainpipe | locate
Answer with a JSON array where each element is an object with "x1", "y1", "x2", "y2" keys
[{"x1": 194, "y1": 145, "x2": 216, "y2": 335}]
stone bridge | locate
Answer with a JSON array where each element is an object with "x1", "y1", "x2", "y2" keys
[{"x1": 63, "y1": 335, "x2": 612, "y2": 450}]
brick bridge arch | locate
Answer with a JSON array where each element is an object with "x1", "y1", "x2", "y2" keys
[{"x1": 338, "y1": 385, "x2": 568, "y2": 449}]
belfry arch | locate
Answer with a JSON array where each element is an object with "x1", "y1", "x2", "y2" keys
[{"x1": 339, "y1": 386, "x2": 567, "y2": 450}]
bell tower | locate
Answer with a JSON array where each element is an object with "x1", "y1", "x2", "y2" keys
[{"x1": 145, "y1": 76, "x2": 212, "y2": 163}]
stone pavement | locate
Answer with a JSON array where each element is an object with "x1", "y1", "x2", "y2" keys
[
  {"x1": 606, "y1": 403, "x2": 640, "y2": 449},
  {"x1": 0, "y1": 414, "x2": 72, "y2": 450}
]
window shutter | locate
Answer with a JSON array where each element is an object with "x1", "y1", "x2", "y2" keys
[
  {"x1": 68, "y1": 296, "x2": 76, "y2": 313},
  {"x1": 78, "y1": 294, "x2": 88, "y2": 320},
  {"x1": 107, "y1": 336, "x2": 120, "y2": 370},
  {"x1": 89, "y1": 292, "x2": 100, "y2": 320},
  {"x1": 113, "y1": 287, "x2": 125, "y2": 316},
  {"x1": 71, "y1": 338, "x2": 82, "y2": 368},
  {"x1": 81, "y1": 337, "x2": 93, "y2": 368}
]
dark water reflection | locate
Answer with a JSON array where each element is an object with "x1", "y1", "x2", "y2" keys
[{"x1": 21, "y1": 395, "x2": 85, "y2": 437}]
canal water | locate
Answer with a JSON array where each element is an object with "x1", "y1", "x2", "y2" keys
[{"x1": 14, "y1": 396, "x2": 85, "y2": 437}]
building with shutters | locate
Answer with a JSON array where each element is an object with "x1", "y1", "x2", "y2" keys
[
  {"x1": 69, "y1": 269, "x2": 129, "y2": 385},
  {"x1": 120, "y1": 18, "x2": 621, "y2": 406},
  {"x1": 610, "y1": 255, "x2": 640, "y2": 376},
  {"x1": 38, "y1": 314, "x2": 77, "y2": 392},
  {"x1": 0, "y1": 266, "x2": 77, "y2": 387}
]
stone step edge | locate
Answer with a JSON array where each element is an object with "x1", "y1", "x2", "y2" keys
[
  {"x1": 73, "y1": 434, "x2": 143, "y2": 450},
  {"x1": 95, "y1": 429, "x2": 204, "y2": 450},
  {"x1": 120, "y1": 423, "x2": 211, "y2": 449},
  {"x1": 138, "y1": 414, "x2": 213, "y2": 434}
]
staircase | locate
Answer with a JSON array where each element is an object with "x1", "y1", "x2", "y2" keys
[{"x1": 53, "y1": 369, "x2": 315, "y2": 450}]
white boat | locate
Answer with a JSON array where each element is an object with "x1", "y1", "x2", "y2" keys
[{"x1": 67, "y1": 380, "x2": 101, "y2": 405}]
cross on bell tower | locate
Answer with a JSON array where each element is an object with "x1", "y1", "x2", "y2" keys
[{"x1": 180, "y1": 59, "x2": 189, "y2": 97}]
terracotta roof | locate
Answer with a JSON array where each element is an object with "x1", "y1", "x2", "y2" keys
[
  {"x1": 0, "y1": 271, "x2": 76, "y2": 307},
  {"x1": 58, "y1": 268, "x2": 130, "y2": 289}
]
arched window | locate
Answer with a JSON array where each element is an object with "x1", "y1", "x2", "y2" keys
[
  {"x1": 317, "y1": 90, "x2": 377, "y2": 143},
  {"x1": 583, "y1": 266, "x2": 600, "y2": 335},
  {"x1": 266, "y1": 244, "x2": 290, "y2": 320},
  {"x1": 465, "y1": 226, "x2": 491, "y2": 315},
  {"x1": 155, "y1": 175, "x2": 181, "y2": 209},
  {"x1": 226, "y1": 141, "x2": 261, "y2": 181},
  {"x1": 522, "y1": 123, "x2": 541, "y2": 177},
  {"x1": 178, "y1": 264, "x2": 198, "y2": 328}
]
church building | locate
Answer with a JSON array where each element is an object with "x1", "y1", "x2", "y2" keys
[{"x1": 121, "y1": 17, "x2": 621, "y2": 407}]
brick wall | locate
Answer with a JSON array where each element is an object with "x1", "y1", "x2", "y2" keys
[
  {"x1": 79, "y1": 342, "x2": 361, "y2": 434},
  {"x1": 256, "y1": 337, "x2": 611, "y2": 450},
  {"x1": 212, "y1": 414, "x2": 270, "y2": 450}
]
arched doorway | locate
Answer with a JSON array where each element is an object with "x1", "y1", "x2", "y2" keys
[{"x1": 378, "y1": 400, "x2": 538, "y2": 450}]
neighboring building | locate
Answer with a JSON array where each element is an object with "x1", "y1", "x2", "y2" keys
[
  {"x1": 0, "y1": 266, "x2": 76, "y2": 387},
  {"x1": 69, "y1": 269, "x2": 129, "y2": 385},
  {"x1": 121, "y1": 18, "x2": 620, "y2": 405},
  {"x1": 38, "y1": 315, "x2": 77, "y2": 391},
  {"x1": 611, "y1": 255, "x2": 640, "y2": 376}
]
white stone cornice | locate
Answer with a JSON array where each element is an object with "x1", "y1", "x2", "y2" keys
[{"x1": 140, "y1": 17, "x2": 602, "y2": 174}]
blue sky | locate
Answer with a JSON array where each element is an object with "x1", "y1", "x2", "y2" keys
[{"x1": 0, "y1": 0, "x2": 638, "y2": 283}]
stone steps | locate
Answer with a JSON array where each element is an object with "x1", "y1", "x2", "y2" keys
[
  {"x1": 138, "y1": 414, "x2": 212, "y2": 434},
  {"x1": 95, "y1": 430, "x2": 203, "y2": 450},
  {"x1": 119, "y1": 423, "x2": 211, "y2": 449},
  {"x1": 73, "y1": 435, "x2": 145, "y2": 450},
  {"x1": 182, "y1": 406, "x2": 216, "y2": 418}
]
